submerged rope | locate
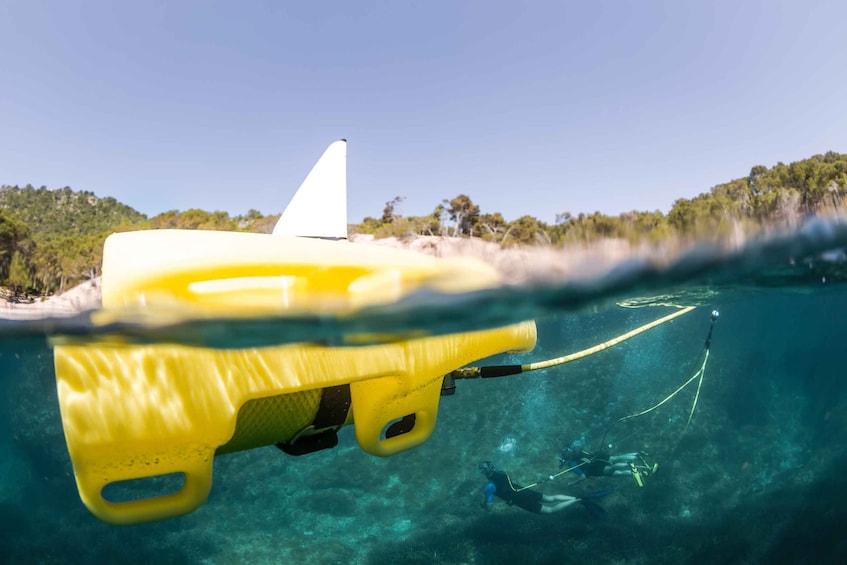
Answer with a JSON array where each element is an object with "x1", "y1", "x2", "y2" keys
[
  {"x1": 600, "y1": 309, "x2": 719, "y2": 450},
  {"x1": 469, "y1": 306, "x2": 719, "y2": 492}
]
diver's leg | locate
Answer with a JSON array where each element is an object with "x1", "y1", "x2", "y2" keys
[
  {"x1": 539, "y1": 497, "x2": 580, "y2": 514},
  {"x1": 603, "y1": 462, "x2": 633, "y2": 476},
  {"x1": 542, "y1": 494, "x2": 577, "y2": 502},
  {"x1": 609, "y1": 453, "x2": 639, "y2": 464}
]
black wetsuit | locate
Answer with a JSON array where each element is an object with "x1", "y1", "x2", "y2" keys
[
  {"x1": 582, "y1": 452, "x2": 611, "y2": 477},
  {"x1": 486, "y1": 470, "x2": 543, "y2": 513},
  {"x1": 566, "y1": 450, "x2": 611, "y2": 478}
]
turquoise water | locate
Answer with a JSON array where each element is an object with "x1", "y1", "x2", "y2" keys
[{"x1": 2, "y1": 219, "x2": 847, "y2": 564}]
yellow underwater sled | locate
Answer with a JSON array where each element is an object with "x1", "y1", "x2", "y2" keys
[{"x1": 53, "y1": 229, "x2": 537, "y2": 525}]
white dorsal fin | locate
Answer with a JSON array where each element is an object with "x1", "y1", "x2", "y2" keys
[{"x1": 273, "y1": 139, "x2": 347, "y2": 239}]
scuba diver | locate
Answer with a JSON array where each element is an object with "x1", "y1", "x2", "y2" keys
[
  {"x1": 558, "y1": 439, "x2": 657, "y2": 486},
  {"x1": 478, "y1": 461, "x2": 611, "y2": 516}
]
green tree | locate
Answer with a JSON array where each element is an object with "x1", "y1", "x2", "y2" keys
[
  {"x1": 352, "y1": 216, "x2": 383, "y2": 235},
  {"x1": 503, "y1": 215, "x2": 545, "y2": 246},
  {"x1": 474, "y1": 212, "x2": 507, "y2": 242},
  {"x1": 411, "y1": 212, "x2": 441, "y2": 236},
  {"x1": 0, "y1": 211, "x2": 32, "y2": 284},
  {"x1": 7, "y1": 251, "x2": 32, "y2": 297},
  {"x1": 444, "y1": 194, "x2": 480, "y2": 236},
  {"x1": 381, "y1": 196, "x2": 405, "y2": 224}
]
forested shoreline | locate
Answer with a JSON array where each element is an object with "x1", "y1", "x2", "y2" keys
[{"x1": 1, "y1": 151, "x2": 845, "y2": 300}]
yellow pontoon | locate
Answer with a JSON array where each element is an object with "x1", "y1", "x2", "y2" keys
[{"x1": 52, "y1": 141, "x2": 537, "y2": 525}]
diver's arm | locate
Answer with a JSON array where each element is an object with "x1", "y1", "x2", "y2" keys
[{"x1": 564, "y1": 458, "x2": 586, "y2": 483}]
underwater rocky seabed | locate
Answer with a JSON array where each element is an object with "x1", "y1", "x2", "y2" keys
[{"x1": 1, "y1": 288, "x2": 846, "y2": 564}]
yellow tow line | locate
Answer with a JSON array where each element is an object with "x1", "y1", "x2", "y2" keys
[
  {"x1": 523, "y1": 306, "x2": 695, "y2": 372},
  {"x1": 600, "y1": 308, "x2": 719, "y2": 448},
  {"x1": 451, "y1": 305, "x2": 695, "y2": 380}
]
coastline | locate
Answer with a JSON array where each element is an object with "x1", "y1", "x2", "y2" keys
[
  {"x1": 0, "y1": 235, "x2": 644, "y2": 320},
  {"x1": 0, "y1": 278, "x2": 102, "y2": 320},
  {"x1": 348, "y1": 233, "x2": 641, "y2": 284}
]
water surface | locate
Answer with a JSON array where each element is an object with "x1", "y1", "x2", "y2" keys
[{"x1": 2, "y1": 219, "x2": 846, "y2": 564}]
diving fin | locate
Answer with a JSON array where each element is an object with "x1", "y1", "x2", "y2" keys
[
  {"x1": 579, "y1": 499, "x2": 605, "y2": 519},
  {"x1": 578, "y1": 488, "x2": 613, "y2": 499},
  {"x1": 631, "y1": 455, "x2": 659, "y2": 487},
  {"x1": 577, "y1": 488, "x2": 612, "y2": 519}
]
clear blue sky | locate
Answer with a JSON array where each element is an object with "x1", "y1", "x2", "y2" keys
[{"x1": 2, "y1": 1, "x2": 845, "y2": 223}]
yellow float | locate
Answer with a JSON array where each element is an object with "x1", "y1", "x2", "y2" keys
[{"x1": 52, "y1": 141, "x2": 537, "y2": 525}]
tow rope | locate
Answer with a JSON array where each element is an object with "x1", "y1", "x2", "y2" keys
[
  {"x1": 465, "y1": 306, "x2": 719, "y2": 493},
  {"x1": 600, "y1": 309, "x2": 719, "y2": 447},
  {"x1": 449, "y1": 305, "x2": 695, "y2": 383}
]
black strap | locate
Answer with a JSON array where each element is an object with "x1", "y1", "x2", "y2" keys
[
  {"x1": 480, "y1": 365, "x2": 523, "y2": 378},
  {"x1": 311, "y1": 384, "x2": 352, "y2": 429},
  {"x1": 276, "y1": 384, "x2": 352, "y2": 456}
]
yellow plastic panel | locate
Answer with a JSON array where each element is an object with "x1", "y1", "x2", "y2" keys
[
  {"x1": 53, "y1": 229, "x2": 538, "y2": 524},
  {"x1": 55, "y1": 324, "x2": 536, "y2": 524},
  {"x1": 98, "y1": 230, "x2": 500, "y2": 314}
]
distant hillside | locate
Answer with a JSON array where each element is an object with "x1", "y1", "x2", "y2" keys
[
  {"x1": 1, "y1": 150, "x2": 846, "y2": 299},
  {"x1": 354, "y1": 151, "x2": 847, "y2": 246},
  {"x1": 0, "y1": 184, "x2": 148, "y2": 240},
  {"x1": 0, "y1": 185, "x2": 277, "y2": 297}
]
